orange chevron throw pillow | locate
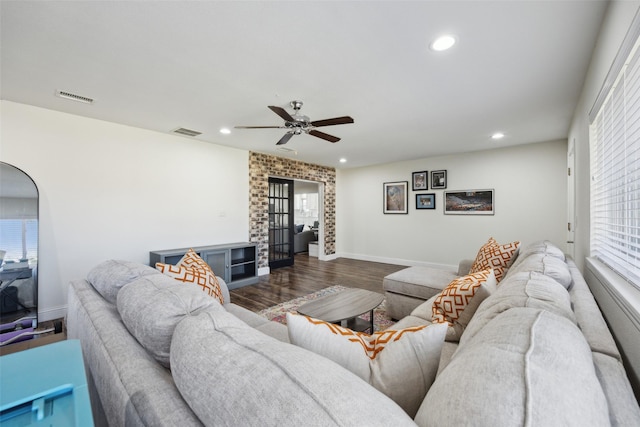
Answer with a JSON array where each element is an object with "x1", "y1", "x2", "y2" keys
[
  {"x1": 470, "y1": 237, "x2": 520, "y2": 282},
  {"x1": 432, "y1": 269, "x2": 496, "y2": 327},
  {"x1": 286, "y1": 312, "x2": 447, "y2": 417},
  {"x1": 156, "y1": 249, "x2": 224, "y2": 304}
]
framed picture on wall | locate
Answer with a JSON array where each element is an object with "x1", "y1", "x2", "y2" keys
[
  {"x1": 383, "y1": 181, "x2": 408, "y2": 214},
  {"x1": 431, "y1": 170, "x2": 447, "y2": 189},
  {"x1": 412, "y1": 171, "x2": 428, "y2": 190},
  {"x1": 444, "y1": 189, "x2": 494, "y2": 215},
  {"x1": 416, "y1": 193, "x2": 436, "y2": 210}
]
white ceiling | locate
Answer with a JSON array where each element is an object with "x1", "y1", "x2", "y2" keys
[{"x1": 1, "y1": 1, "x2": 607, "y2": 169}]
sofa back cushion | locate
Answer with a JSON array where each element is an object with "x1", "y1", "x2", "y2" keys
[
  {"x1": 87, "y1": 259, "x2": 161, "y2": 304},
  {"x1": 459, "y1": 271, "x2": 575, "y2": 346},
  {"x1": 506, "y1": 253, "x2": 572, "y2": 289},
  {"x1": 117, "y1": 274, "x2": 222, "y2": 368},
  {"x1": 415, "y1": 308, "x2": 610, "y2": 427},
  {"x1": 171, "y1": 310, "x2": 418, "y2": 426},
  {"x1": 507, "y1": 240, "x2": 565, "y2": 274}
]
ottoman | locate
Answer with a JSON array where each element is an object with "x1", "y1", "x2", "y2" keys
[{"x1": 383, "y1": 260, "x2": 473, "y2": 320}]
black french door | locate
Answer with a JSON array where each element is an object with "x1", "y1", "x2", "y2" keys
[{"x1": 268, "y1": 178, "x2": 294, "y2": 269}]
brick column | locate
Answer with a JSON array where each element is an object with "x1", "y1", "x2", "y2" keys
[{"x1": 249, "y1": 152, "x2": 336, "y2": 270}]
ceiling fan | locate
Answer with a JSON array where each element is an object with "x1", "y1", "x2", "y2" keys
[{"x1": 235, "y1": 100, "x2": 354, "y2": 145}]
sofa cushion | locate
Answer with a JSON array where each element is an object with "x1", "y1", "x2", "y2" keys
[
  {"x1": 170, "y1": 310, "x2": 418, "y2": 426},
  {"x1": 156, "y1": 249, "x2": 224, "y2": 304},
  {"x1": 506, "y1": 253, "x2": 572, "y2": 289},
  {"x1": 592, "y1": 352, "x2": 640, "y2": 425},
  {"x1": 117, "y1": 274, "x2": 222, "y2": 368},
  {"x1": 415, "y1": 308, "x2": 610, "y2": 427},
  {"x1": 516, "y1": 239, "x2": 565, "y2": 261},
  {"x1": 432, "y1": 269, "x2": 496, "y2": 341},
  {"x1": 87, "y1": 259, "x2": 161, "y2": 304},
  {"x1": 286, "y1": 313, "x2": 447, "y2": 417},
  {"x1": 469, "y1": 237, "x2": 520, "y2": 282},
  {"x1": 460, "y1": 271, "x2": 575, "y2": 345}
]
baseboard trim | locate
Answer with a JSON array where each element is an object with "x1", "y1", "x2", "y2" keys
[
  {"x1": 336, "y1": 252, "x2": 457, "y2": 271},
  {"x1": 38, "y1": 305, "x2": 67, "y2": 323}
]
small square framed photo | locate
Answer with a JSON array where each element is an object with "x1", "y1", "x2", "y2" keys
[
  {"x1": 412, "y1": 171, "x2": 428, "y2": 191},
  {"x1": 416, "y1": 193, "x2": 436, "y2": 210},
  {"x1": 431, "y1": 170, "x2": 447, "y2": 189},
  {"x1": 383, "y1": 181, "x2": 408, "y2": 214}
]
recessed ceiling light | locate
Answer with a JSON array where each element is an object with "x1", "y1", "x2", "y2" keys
[
  {"x1": 339, "y1": 158, "x2": 347, "y2": 163},
  {"x1": 220, "y1": 128, "x2": 231, "y2": 135},
  {"x1": 430, "y1": 35, "x2": 456, "y2": 52},
  {"x1": 491, "y1": 132, "x2": 505, "y2": 140}
]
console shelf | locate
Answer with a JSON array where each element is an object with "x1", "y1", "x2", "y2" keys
[{"x1": 149, "y1": 242, "x2": 258, "y2": 290}]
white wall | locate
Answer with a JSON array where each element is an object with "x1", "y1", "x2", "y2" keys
[
  {"x1": 568, "y1": 0, "x2": 640, "y2": 271},
  {"x1": 0, "y1": 101, "x2": 250, "y2": 321},
  {"x1": 336, "y1": 140, "x2": 567, "y2": 268}
]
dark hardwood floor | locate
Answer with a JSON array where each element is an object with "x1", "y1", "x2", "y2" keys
[{"x1": 229, "y1": 254, "x2": 406, "y2": 312}]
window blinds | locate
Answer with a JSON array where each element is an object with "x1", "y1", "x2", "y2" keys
[{"x1": 590, "y1": 26, "x2": 640, "y2": 288}]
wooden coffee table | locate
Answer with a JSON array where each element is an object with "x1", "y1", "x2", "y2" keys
[{"x1": 297, "y1": 288, "x2": 384, "y2": 333}]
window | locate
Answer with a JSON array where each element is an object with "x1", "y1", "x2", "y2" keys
[
  {"x1": 0, "y1": 219, "x2": 38, "y2": 263},
  {"x1": 590, "y1": 25, "x2": 640, "y2": 288}
]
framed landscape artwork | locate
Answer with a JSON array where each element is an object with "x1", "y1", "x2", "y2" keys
[
  {"x1": 383, "y1": 181, "x2": 408, "y2": 214},
  {"x1": 431, "y1": 170, "x2": 447, "y2": 189},
  {"x1": 412, "y1": 171, "x2": 428, "y2": 190},
  {"x1": 444, "y1": 189, "x2": 494, "y2": 215},
  {"x1": 416, "y1": 193, "x2": 436, "y2": 210}
]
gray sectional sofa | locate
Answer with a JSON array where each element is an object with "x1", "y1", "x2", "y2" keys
[{"x1": 66, "y1": 241, "x2": 640, "y2": 426}]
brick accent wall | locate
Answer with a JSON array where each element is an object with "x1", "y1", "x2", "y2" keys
[{"x1": 249, "y1": 152, "x2": 336, "y2": 270}]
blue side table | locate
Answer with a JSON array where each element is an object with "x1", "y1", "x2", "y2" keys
[{"x1": 0, "y1": 339, "x2": 94, "y2": 426}]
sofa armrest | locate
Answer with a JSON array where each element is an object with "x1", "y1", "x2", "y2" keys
[{"x1": 458, "y1": 259, "x2": 474, "y2": 276}]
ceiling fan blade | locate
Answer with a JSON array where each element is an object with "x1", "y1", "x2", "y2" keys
[
  {"x1": 268, "y1": 106, "x2": 295, "y2": 122},
  {"x1": 309, "y1": 130, "x2": 340, "y2": 143},
  {"x1": 310, "y1": 116, "x2": 354, "y2": 127},
  {"x1": 234, "y1": 126, "x2": 283, "y2": 129},
  {"x1": 276, "y1": 132, "x2": 294, "y2": 145}
]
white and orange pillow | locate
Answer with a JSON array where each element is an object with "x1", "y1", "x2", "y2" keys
[
  {"x1": 286, "y1": 312, "x2": 447, "y2": 417},
  {"x1": 431, "y1": 269, "x2": 497, "y2": 340},
  {"x1": 156, "y1": 249, "x2": 224, "y2": 304},
  {"x1": 469, "y1": 237, "x2": 520, "y2": 282}
]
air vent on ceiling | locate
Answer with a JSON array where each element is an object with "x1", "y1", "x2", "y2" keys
[
  {"x1": 55, "y1": 90, "x2": 94, "y2": 104},
  {"x1": 277, "y1": 147, "x2": 297, "y2": 154},
  {"x1": 172, "y1": 127, "x2": 202, "y2": 137}
]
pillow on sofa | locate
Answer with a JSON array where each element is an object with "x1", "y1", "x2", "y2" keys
[
  {"x1": 470, "y1": 237, "x2": 520, "y2": 282},
  {"x1": 156, "y1": 249, "x2": 224, "y2": 304},
  {"x1": 117, "y1": 274, "x2": 223, "y2": 368},
  {"x1": 87, "y1": 259, "x2": 162, "y2": 304},
  {"x1": 415, "y1": 308, "x2": 610, "y2": 426},
  {"x1": 286, "y1": 313, "x2": 447, "y2": 417},
  {"x1": 171, "y1": 310, "x2": 417, "y2": 426},
  {"x1": 431, "y1": 269, "x2": 496, "y2": 341},
  {"x1": 459, "y1": 271, "x2": 576, "y2": 346},
  {"x1": 295, "y1": 224, "x2": 304, "y2": 233}
]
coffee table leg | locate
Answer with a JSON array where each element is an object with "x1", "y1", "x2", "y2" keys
[{"x1": 369, "y1": 309, "x2": 374, "y2": 333}]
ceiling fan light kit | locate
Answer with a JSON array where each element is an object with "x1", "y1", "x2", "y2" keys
[{"x1": 235, "y1": 100, "x2": 354, "y2": 145}]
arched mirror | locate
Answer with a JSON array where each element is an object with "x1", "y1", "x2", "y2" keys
[{"x1": 0, "y1": 162, "x2": 38, "y2": 345}]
